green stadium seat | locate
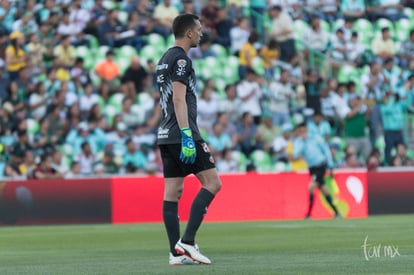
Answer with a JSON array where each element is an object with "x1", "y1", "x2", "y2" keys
[
  {"x1": 293, "y1": 20, "x2": 310, "y2": 50},
  {"x1": 250, "y1": 150, "x2": 274, "y2": 172},
  {"x1": 108, "y1": 93, "x2": 124, "y2": 112},
  {"x1": 395, "y1": 18, "x2": 411, "y2": 41},
  {"x1": 252, "y1": 56, "x2": 265, "y2": 76},
  {"x1": 147, "y1": 33, "x2": 166, "y2": 47},
  {"x1": 139, "y1": 45, "x2": 163, "y2": 63},
  {"x1": 116, "y1": 45, "x2": 137, "y2": 59},
  {"x1": 210, "y1": 43, "x2": 228, "y2": 58},
  {"x1": 104, "y1": 104, "x2": 119, "y2": 126},
  {"x1": 352, "y1": 19, "x2": 373, "y2": 44},
  {"x1": 115, "y1": 56, "x2": 130, "y2": 75},
  {"x1": 75, "y1": 46, "x2": 90, "y2": 58},
  {"x1": 26, "y1": 118, "x2": 39, "y2": 135},
  {"x1": 231, "y1": 150, "x2": 248, "y2": 171},
  {"x1": 166, "y1": 34, "x2": 175, "y2": 47}
]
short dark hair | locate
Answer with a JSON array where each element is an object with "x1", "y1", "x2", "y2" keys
[{"x1": 172, "y1": 14, "x2": 199, "y2": 39}]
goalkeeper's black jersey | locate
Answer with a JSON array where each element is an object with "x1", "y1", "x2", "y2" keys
[{"x1": 156, "y1": 46, "x2": 202, "y2": 145}]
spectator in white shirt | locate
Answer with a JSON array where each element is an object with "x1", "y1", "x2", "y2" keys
[
  {"x1": 304, "y1": 16, "x2": 329, "y2": 53},
  {"x1": 268, "y1": 69, "x2": 295, "y2": 126},
  {"x1": 230, "y1": 17, "x2": 251, "y2": 55},
  {"x1": 236, "y1": 68, "x2": 263, "y2": 124},
  {"x1": 79, "y1": 82, "x2": 99, "y2": 118}
]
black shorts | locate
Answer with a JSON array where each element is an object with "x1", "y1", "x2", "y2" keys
[
  {"x1": 159, "y1": 142, "x2": 216, "y2": 178},
  {"x1": 309, "y1": 164, "x2": 327, "y2": 186}
]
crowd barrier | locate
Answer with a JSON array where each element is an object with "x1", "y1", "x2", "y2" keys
[{"x1": 0, "y1": 171, "x2": 371, "y2": 225}]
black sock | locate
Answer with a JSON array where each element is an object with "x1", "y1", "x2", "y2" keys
[
  {"x1": 324, "y1": 194, "x2": 339, "y2": 214},
  {"x1": 163, "y1": 201, "x2": 180, "y2": 256},
  {"x1": 306, "y1": 193, "x2": 314, "y2": 217},
  {"x1": 182, "y1": 188, "x2": 215, "y2": 245}
]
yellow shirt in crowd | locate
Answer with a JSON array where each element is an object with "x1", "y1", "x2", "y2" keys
[
  {"x1": 5, "y1": 45, "x2": 26, "y2": 72},
  {"x1": 239, "y1": 42, "x2": 257, "y2": 66}
]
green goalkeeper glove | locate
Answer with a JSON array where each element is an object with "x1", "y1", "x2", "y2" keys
[{"x1": 180, "y1": 127, "x2": 196, "y2": 164}]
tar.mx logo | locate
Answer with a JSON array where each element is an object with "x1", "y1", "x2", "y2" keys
[{"x1": 361, "y1": 235, "x2": 401, "y2": 261}]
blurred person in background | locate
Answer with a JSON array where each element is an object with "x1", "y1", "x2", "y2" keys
[
  {"x1": 73, "y1": 141, "x2": 99, "y2": 176},
  {"x1": 18, "y1": 150, "x2": 36, "y2": 178},
  {"x1": 237, "y1": 68, "x2": 263, "y2": 124},
  {"x1": 53, "y1": 35, "x2": 76, "y2": 68},
  {"x1": 122, "y1": 56, "x2": 148, "y2": 95},
  {"x1": 344, "y1": 96, "x2": 371, "y2": 161},
  {"x1": 238, "y1": 31, "x2": 259, "y2": 79},
  {"x1": 293, "y1": 122, "x2": 340, "y2": 219},
  {"x1": 268, "y1": 69, "x2": 294, "y2": 126},
  {"x1": 31, "y1": 153, "x2": 63, "y2": 179},
  {"x1": 95, "y1": 50, "x2": 120, "y2": 91},
  {"x1": 197, "y1": 85, "x2": 220, "y2": 134},
  {"x1": 65, "y1": 161, "x2": 82, "y2": 179},
  {"x1": 235, "y1": 112, "x2": 262, "y2": 157},
  {"x1": 5, "y1": 31, "x2": 26, "y2": 81},
  {"x1": 371, "y1": 27, "x2": 396, "y2": 62},
  {"x1": 229, "y1": 17, "x2": 251, "y2": 55},
  {"x1": 206, "y1": 121, "x2": 233, "y2": 159},
  {"x1": 268, "y1": 5, "x2": 296, "y2": 63},
  {"x1": 123, "y1": 138, "x2": 147, "y2": 174},
  {"x1": 380, "y1": 89, "x2": 412, "y2": 164},
  {"x1": 256, "y1": 113, "x2": 281, "y2": 153}
]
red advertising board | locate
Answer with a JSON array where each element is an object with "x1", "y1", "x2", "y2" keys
[
  {"x1": 111, "y1": 171, "x2": 368, "y2": 224},
  {"x1": 0, "y1": 179, "x2": 111, "y2": 225},
  {"x1": 368, "y1": 171, "x2": 414, "y2": 214}
]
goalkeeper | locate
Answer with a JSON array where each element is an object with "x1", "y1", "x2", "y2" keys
[{"x1": 156, "y1": 14, "x2": 222, "y2": 265}]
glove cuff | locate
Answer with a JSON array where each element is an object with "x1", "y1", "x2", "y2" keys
[{"x1": 180, "y1": 127, "x2": 192, "y2": 137}]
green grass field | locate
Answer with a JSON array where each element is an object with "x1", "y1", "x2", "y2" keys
[{"x1": 0, "y1": 215, "x2": 413, "y2": 275}]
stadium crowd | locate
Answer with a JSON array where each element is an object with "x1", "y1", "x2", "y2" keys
[{"x1": 1, "y1": 0, "x2": 414, "y2": 179}]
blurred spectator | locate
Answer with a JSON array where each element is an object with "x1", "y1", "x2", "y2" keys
[
  {"x1": 181, "y1": 0, "x2": 196, "y2": 14},
  {"x1": 365, "y1": 0, "x2": 383, "y2": 21},
  {"x1": 73, "y1": 141, "x2": 99, "y2": 176},
  {"x1": 26, "y1": 33, "x2": 45, "y2": 72},
  {"x1": 238, "y1": 31, "x2": 259, "y2": 79},
  {"x1": 331, "y1": 82, "x2": 351, "y2": 122},
  {"x1": 153, "y1": 0, "x2": 179, "y2": 38},
  {"x1": 236, "y1": 68, "x2": 263, "y2": 124},
  {"x1": 320, "y1": 85, "x2": 337, "y2": 127},
  {"x1": 69, "y1": 0, "x2": 91, "y2": 33},
  {"x1": 100, "y1": 150, "x2": 119, "y2": 175},
  {"x1": 383, "y1": 57, "x2": 401, "y2": 91},
  {"x1": 286, "y1": 124, "x2": 308, "y2": 171},
  {"x1": 380, "y1": 90, "x2": 411, "y2": 164},
  {"x1": 259, "y1": 38, "x2": 279, "y2": 81},
  {"x1": 79, "y1": 82, "x2": 99, "y2": 118},
  {"x1": 65, "y1": 161, "x2": 82, "y2": 179},
  {"x1": 53, "y1": 35, "x2": 76, "y2": 68},
  {"x1": 341, "y1": 0, "x2": 366, "y2": 21},
  {"x1": 304, "y1": 68, "x2": 323, "y2": 113},
  {"x1": 5, "y1": 31, "x2": 26, "y2": 81},
  {"x1": 215, "y1": 112, "x2": 239, "y2": 149},
  {"x1": 122, "y1": 56, "x2": 148, "y2": 95},
  {"x1": 206, "y1": 121, "x2": 233, "y2": 158},
  {"x1": 105, "y1": 121, "x2": 129, "y2": 156},
  {"x1": 371, "y1": 27, "x2": 396, "y2": 61},
  {"x1": 119, "y1": 96, "x2": 137, "y2": 128},
  {"x1": 29, "y1": 83, "x2": 48, "y2": 120},
  {"x1": 18, "y1": 150, "x2": 36, "y2": 178},
  {"x1": 188, "y1": 36, "x2": 216, "y2": 60},
  {"x1": 249, "y1": 0, "x2": 266, "y2": 34},
  {"x1": 341, "y1": 152, "x2": 363, "y2": 168},
  {"x1": 123, "y1": 138, "x2": 147, "y2": 173},
  {"x1": 268, "y1": 69, "x2": 294, "y2": 126},
  {"x1": 235, "y1": 112, "x2": 261, "y2": 156},
  {"x1": 398, "y1": 30, "x2": 414, "y2": 69},
  {"x1": 329, "y1": 28, "x2": 348, "y2": 68},
  {"x1": 0, "y1": 0, "x2": 17, "y2": 33},
  {"x1": 197, "y1": 85, "x2": 220, "y2": 133},
  {"x1": 31, "y1": 153, "x2": 63, "y2": 179},
  {"x1": 230, "y1": 17, "x2": 250, "y2": 55},
  {"x1": 268, "y1": 5, "x2": 295, "y2": 63},
  {"x1": 51, "y1": 148, "x2": 69, "y2": 175},
  {"x1": 34, "y1": 0, "x2": 56, "y2": 25},
  {"x1": 361, "y1": 62, "x2": 386, "y2": 146},
  {"x1": 303, "y1": 16, "x2": 329, "y2": 55},
  {"x1": 377, "y1": 0, "x2": 405, "y2": 22},
  {"x1": 346, "y1": 31, "x2": 366, "y2": 65},
  {"x1": 213, "y1": 8, "x2": 233, "y2": 48},
  {"x1": 366, "y1": 149, "x2": 381, "y2": 170},
  {"x1": 33, "y1": 117, "x2": 55, "y2": 156},
  {"x1": 4, "y1": 81, "x2": 25, "y2": 114},
  {"x1": 256, "y1": 113, "x2": 281, "y2": 152},
  {"x1": 272, "y1": 123, "x2": 293, "y2": 162},
  {"x1": 201, "y1": 0, "x2": 220, "y2": 34},
  {"x1": 344, "y1": 96, "x2": 371, "y2": 160},
  {"x1": 394, "y1": 143, "x2": 411, "y2": 165},
  {"x1": 307, "y1": 111, "x2": 332, "y2": 141},
  {"x1": 57, "y1": 11, "x2": 81, "y2": 38},
  {"x1": 216, "y1": 148, "x2": 239, "y2": 173},
  {"x1": 98, "y1": 9, "x2": 130, "y2": 47},
  {"x1": 12, "y1": 12, "x2": 38, "y2": 37},
  {"x1": 95, "y1": 50, "x2": 120, "y2": 91},
  {"x1": 218, "y1": 84, "x2": 242, "y2": 123}
]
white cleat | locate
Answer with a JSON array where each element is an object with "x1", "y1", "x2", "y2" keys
[
  {"x1": 175, "y1": 239, "x2": 211, "y2": 264},
  {"x1": 169, "y1": 253, "x2": 200, "y2": 265}
]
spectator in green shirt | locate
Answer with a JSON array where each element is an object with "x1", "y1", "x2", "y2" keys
[
  {"x1": 123, "y1": 138, "x2": 147, "y2": 173},
  {"x1": 380, "y1": 90, "x2": 412, "y2": 164},
  {"x1": 344, "y1": 96, "x2": 371, "y2": 161}
]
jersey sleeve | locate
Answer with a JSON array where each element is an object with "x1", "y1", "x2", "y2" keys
[{"x1": 170, "y1": 55, "x2": 191, "y2": 86}]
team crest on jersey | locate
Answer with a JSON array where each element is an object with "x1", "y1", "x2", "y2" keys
[
  {"x1": 202, "y1": 143, "x2": 210, "y2": 153},
  {"x1": 176, "y1": 59, "x2": 187, "y2": 76}
]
